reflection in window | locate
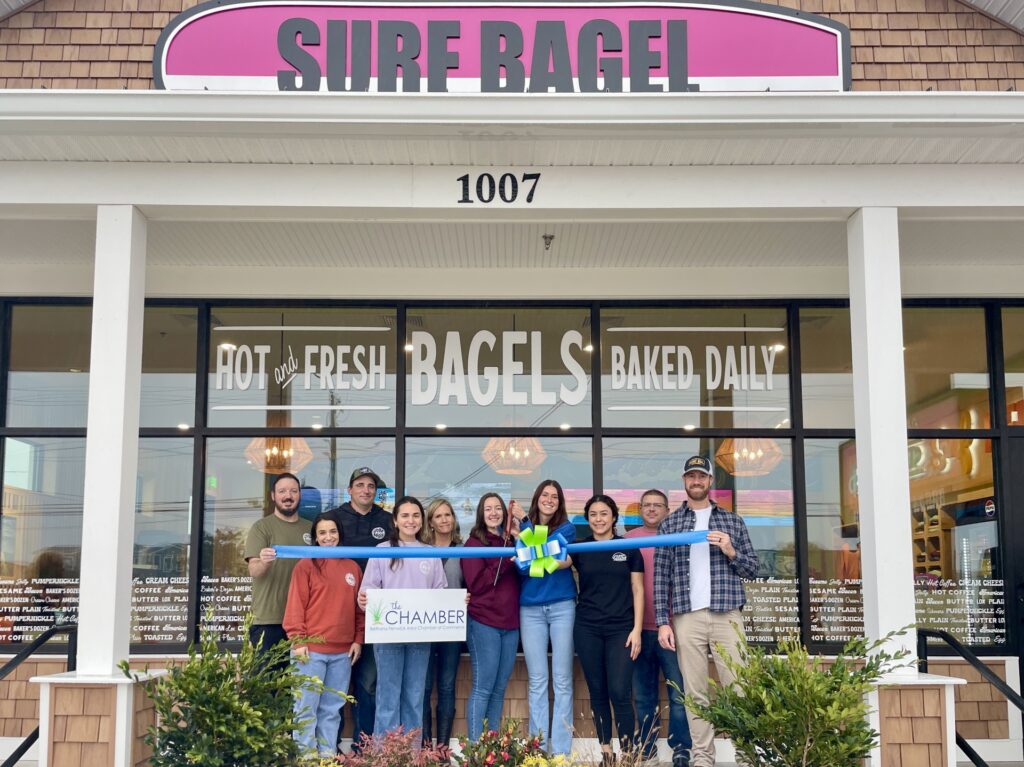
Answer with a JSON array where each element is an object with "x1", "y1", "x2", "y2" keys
[
  {"x1": 141, "y1": 307, "x2": 198, "y2": 428},
  {"x1": 207, "y1": 307, "x2": 397, "y2": 430},
  {"x1": 201, "y1": 437, "x2": 395, "y2": 641},
  {"x1": 799, "y1": 308, "x2": 854, "y2": 429},
  {"x1": 1003, "y1": 308, "x2": 1024, "y2": 427},
  {"x1": 404, "y1": 307, "x2": 592, "y2": 429},
  {"x1": 0, "y1": 438, "x2": 85, "y2": 644},
  {"x1": 406, "y1": 437, "x2": 593, "y2": 535},
  {"x1": 910, "y1": 439, "x2": 1004, "y2": 647},
  {"x1": 131, "y1": 439, "x2": 194, "y2": 645},
  {"x1": 904, "y1": 308, "x2": 990, "y2": 430},
  {"x1": 600, "y1": 307, "x2": 790, "y2": 430},
  {"x1": 804, "y1": 440, "x2": 863, "y2": 643},
  {"x1": 602, "y1": 437, "x2": 797, "y2": 643},
  {"x1": 6, "y1": 306, "x2": 91, "y2": 427}
]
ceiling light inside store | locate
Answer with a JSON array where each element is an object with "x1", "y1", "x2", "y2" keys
[
  {"x1": 583, "y1": 344, "x2": 594, "y2": 352},
  {"x1": 714, "y1": 437, "x2": 784, "y2": 477},
  {"x1": 404, "y1": 343, "x2": 414, "y2": 351},
  {"x1": 219, "y1": 342, "x2": 237, "y2": 351},
  {"x1": 683, "y1": 424, "x2": 696, "y2": 432},
  {"x1": 559, "y1": 423, "x2": 571, "y2": 431},
  {"x1": 244, "y1": 436, "x2": 313, "y2": 475},
  {"x1": 177, "y1": 423, "x2": 190, "y2": 430},
  {"x1": 772, "y1": 343, "x2": 786, "y2": 352},
  {"x1": 311, "y1": 423, "x2": 324, "y2": 431},
  {"x1": 482, "y1": 436, "x2": 547, "y2": 475},
  {"x1": 436, "y1": 423, "x2": 447, "y2": 431}
]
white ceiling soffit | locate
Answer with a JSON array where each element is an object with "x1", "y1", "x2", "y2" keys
[
  {"x1": 962, "y1": 1, "x2": 1024, "y2": 35},
  {"x1": 2, "y1": 218, "x2": 1023, "y2": 269}
]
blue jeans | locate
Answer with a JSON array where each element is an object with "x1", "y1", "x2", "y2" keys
[
  {"x1": 520, "y1": 599, "x2": 575, "y2": 756},
  {"x1": 465, "y1": 618, "x2": 519, "y2": 741},
  {"x1": 294, "y1": 651, "x2": 352, "y2": 757},
  {"x1": 634, "y1": 629, "x2": 692, "y2": 760},
  {"x1": 423, "y1": 641, "x2": 461, "y2": 747},
  {"x1": 374, "y1": 642, "x2": 431, "y2": 741}
]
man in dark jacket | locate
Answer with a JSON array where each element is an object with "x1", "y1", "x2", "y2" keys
[{"x1": 331, "y1": 467, "x2": 394, "y2": 751}]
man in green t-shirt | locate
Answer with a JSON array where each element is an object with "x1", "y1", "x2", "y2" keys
[{"x1": 244, "y1": 472, "x2": 311, "y2": 654}]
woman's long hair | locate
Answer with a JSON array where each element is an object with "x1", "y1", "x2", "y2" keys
[
  {"x1": 309, "y1": 511, "x2": 343, "y2": 574},
  {"x1": 527, "y1": 479, "x2": 569, "y2": 530},
  {"x1": 422, "y1": 498, "x2": 462, "y2": 545},
  {"x1": 469, "y1": 492, "x2": 508, "y2": 546},
  {"x1": 386, "y1": 495, "x2": 426, "y2": 571}
]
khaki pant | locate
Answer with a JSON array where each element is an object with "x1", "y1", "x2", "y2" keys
[{"x1": 671, "y1": 609, "x2": 745, "y2": 767}]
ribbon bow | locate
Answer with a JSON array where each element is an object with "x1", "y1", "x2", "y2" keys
[{"x1": 515, "y1": 525, "x2": 568, "y2": 578}]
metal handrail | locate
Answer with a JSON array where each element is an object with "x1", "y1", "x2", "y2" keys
[
  {"x1": 0, "y1": 623, "x2": 77, "y2": 767},
  {"x1": 917, "y1": 626, "x2": 1024, "y2": 767}
]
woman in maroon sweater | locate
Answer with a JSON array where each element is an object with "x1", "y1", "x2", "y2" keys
[
  {"x1": 284, "y1": 512, "x2": 364, "y2": 759},
  {"x1": 460, "y1": 493, "x2": 520, "y2": 740}
]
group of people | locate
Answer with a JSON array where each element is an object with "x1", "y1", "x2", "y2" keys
[{"x1": 244, "y1": 456, "x2": 759, "y2": 767}]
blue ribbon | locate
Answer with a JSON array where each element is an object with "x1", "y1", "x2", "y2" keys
[{"x1": 274, "y1": 531, "x2": 708, "y2": 560}]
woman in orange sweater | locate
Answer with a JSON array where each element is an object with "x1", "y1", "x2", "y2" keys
[{"x1": 284, "y1": 511, "x2": 365, "y2": 759}]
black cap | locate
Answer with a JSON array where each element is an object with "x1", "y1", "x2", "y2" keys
[
  {"x1": 348, "y1": 467, "x2": 387, "y2": 488},
  {"x1": 683, "y1": 455, "x2": 714, "y2": 478}
]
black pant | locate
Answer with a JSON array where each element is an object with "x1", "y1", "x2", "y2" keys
[
  {"x1": 248, "y1": 623, "x2": 289, "y2": 674},
  {"x1": 574, "y1": 621, "x2": 636, "y2": 750}
]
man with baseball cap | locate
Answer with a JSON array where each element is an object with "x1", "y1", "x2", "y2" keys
[
  {"x1": 329, "y1": 466, "x2": 393, "y2": 751},
  {"x1": 653, "y1": 455, "x2": 759, "y2": 767}
]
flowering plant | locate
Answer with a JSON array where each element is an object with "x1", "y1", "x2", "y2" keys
[
  {"x1": 519, "y1": 756, "x2": 579, "y2": 767},
  {"x1": 454, "y1": 719, "x2": 546, "y2": 767},
  {"x1": 335, "y1": 728, "x2": 447, "y2": 767}
]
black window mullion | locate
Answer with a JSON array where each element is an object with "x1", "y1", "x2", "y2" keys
[
  {"x1": 787, "y1": 304, "x2": 812, "y2": 648},
  {"x1": 395, "y1": 302, "x2": 407, "y2": 497},
  {"x1": 186, "y1": 301, "x2": 211, "y2": 646},
  {"x1": 590, "y1": 303, "x2": 603, "y2": 495}
]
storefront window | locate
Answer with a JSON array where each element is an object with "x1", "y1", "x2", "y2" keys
[
  {"x1": 207, "y1": 307, "x2": 397, "y2": 430},
  {"x1": 131, "y1": 439, "x2": 194, "y2": 645},
  {"x1": 800, "y1": 308, "x2": 854, "y2": 429},
  {"x1": 0, "y1": 438, "x2": 85, "y2": 644},
  {"x1": 141, "y1": 307, "x2": 198, "y2": 428},
  {"x1": 904, "y1": 307, "x2": 990, "y2": 430},
  {"x1": 6, "y1": 306, "x2": 91, "y2": 427},
  {"x1": 1004, "y1": 308, "x2": 1024, "y2": 427},
  {"x1": 602, "y1": 437, "x2": 797, "y2": 643},
  {"x1": 911, "y1": 439, "x2": 1004, "y2": 647},
  {"x1": 804, "y1": 439, "x2": 863, "y2": 643},
  {"x1": 404, "y1": 307, "x2": 592, "y2": 429},
  {"x1": 201, "y1": 436, "x2": 395, "y2": 641},
  {"x1": 600, "y1": 307, "x2": 789, "y2": 430},
  {"x1": 406, "y1": 437, "x2": 593, "y2": 534}
]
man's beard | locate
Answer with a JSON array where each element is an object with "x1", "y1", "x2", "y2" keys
[
  {"x1": 686, "y1": 485, "x2": 709, "y2": 502},
  {"x1": 276, "y1": 504, "x2": 299, "y2": 517}
]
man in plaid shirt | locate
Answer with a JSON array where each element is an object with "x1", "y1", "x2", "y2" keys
[{"x1": 654, "y1": 455, "x2": 758, "y2": 767}]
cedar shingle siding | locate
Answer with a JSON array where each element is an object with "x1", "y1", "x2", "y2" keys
[{"x1": 1, "y1": 0, "x2": 1024, "y2": 90}]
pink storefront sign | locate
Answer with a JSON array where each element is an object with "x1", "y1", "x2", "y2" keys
[{"x1": 154, "y1": 0, "x2": 850, "y2": 93}]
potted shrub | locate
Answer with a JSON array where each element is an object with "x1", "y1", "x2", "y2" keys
[
  {"x1": 683, "y1": 631, "x2": 910, "y2": 767},
  {"x1": 121, "y1": 612, "x2": 331, "y2": 767}
]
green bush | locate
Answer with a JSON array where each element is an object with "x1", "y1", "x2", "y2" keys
[
  {"x1": 121, "y1": 612, "x2": 322, "y2": 767},
  {"x1": 683, "y1": 630, "x2": 911, "y2": 767}
]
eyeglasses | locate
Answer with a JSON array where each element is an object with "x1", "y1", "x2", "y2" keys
[{"x1": 641, "y1": 502, "x2": 668, "y2": 509}]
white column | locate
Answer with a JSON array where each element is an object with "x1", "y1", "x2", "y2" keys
[
  {"x1": 76, "y1": 205, "x2": 147, "y2": 675},
  {"x1": 847, "y1": 207, "x2": 917, "y2": 659}
]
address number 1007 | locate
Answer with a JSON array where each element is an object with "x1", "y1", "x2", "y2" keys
[{"x1": 457, "y1": 172, "x2": 541, "y2": 204}]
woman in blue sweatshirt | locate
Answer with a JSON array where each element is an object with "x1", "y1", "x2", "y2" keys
[{"x1": 509, "y1": 479, "x2": 577, "y2": 756}]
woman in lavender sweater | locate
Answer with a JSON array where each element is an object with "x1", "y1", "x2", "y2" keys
[{"x1": 358, "y1": 496, "x2": 447, "y2": 742}]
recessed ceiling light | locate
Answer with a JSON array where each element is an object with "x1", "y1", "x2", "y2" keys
[
  {"x1": 218, "y1": 342, "x2": 237, "y2": 351},
  {"x1": 583, "y1": 344, "x2": 594, "y2": 352},
  {"x1": 436, "y1": 423, "x2": 447, "y2": 431},
  {"x1": 772, "y1": 343, "x2": 786, "y2": 352},
  {"x1": 69, "y1": 368, "x2": 82, "y2": 373},
  {"x1": 176, "y1": 423, "x2": 190, "y2": 430},
  {"x1": 559, "y1": 423, "x2": 571, "y2": 431},
  {"x1": 311, "y1": 423, "x2": 324, "y2": 431},
  {"x1": 683, "y1": 424, "x2": 696, "y2": 431},
  {"x1": 404, "y1": 343, "x2": 414, "y2": 352}
]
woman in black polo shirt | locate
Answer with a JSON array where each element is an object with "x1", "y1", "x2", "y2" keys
[{"x1": 573, "y1": 494, "x2": 644, "y2": 766}]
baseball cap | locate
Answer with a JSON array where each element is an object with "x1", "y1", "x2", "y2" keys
[
  {"x1": 348, "y1": 467, "x2": 387, "y2": 488},
  {"x1": 683, "y1": 455, "x2": 714, "y2": 477}
]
